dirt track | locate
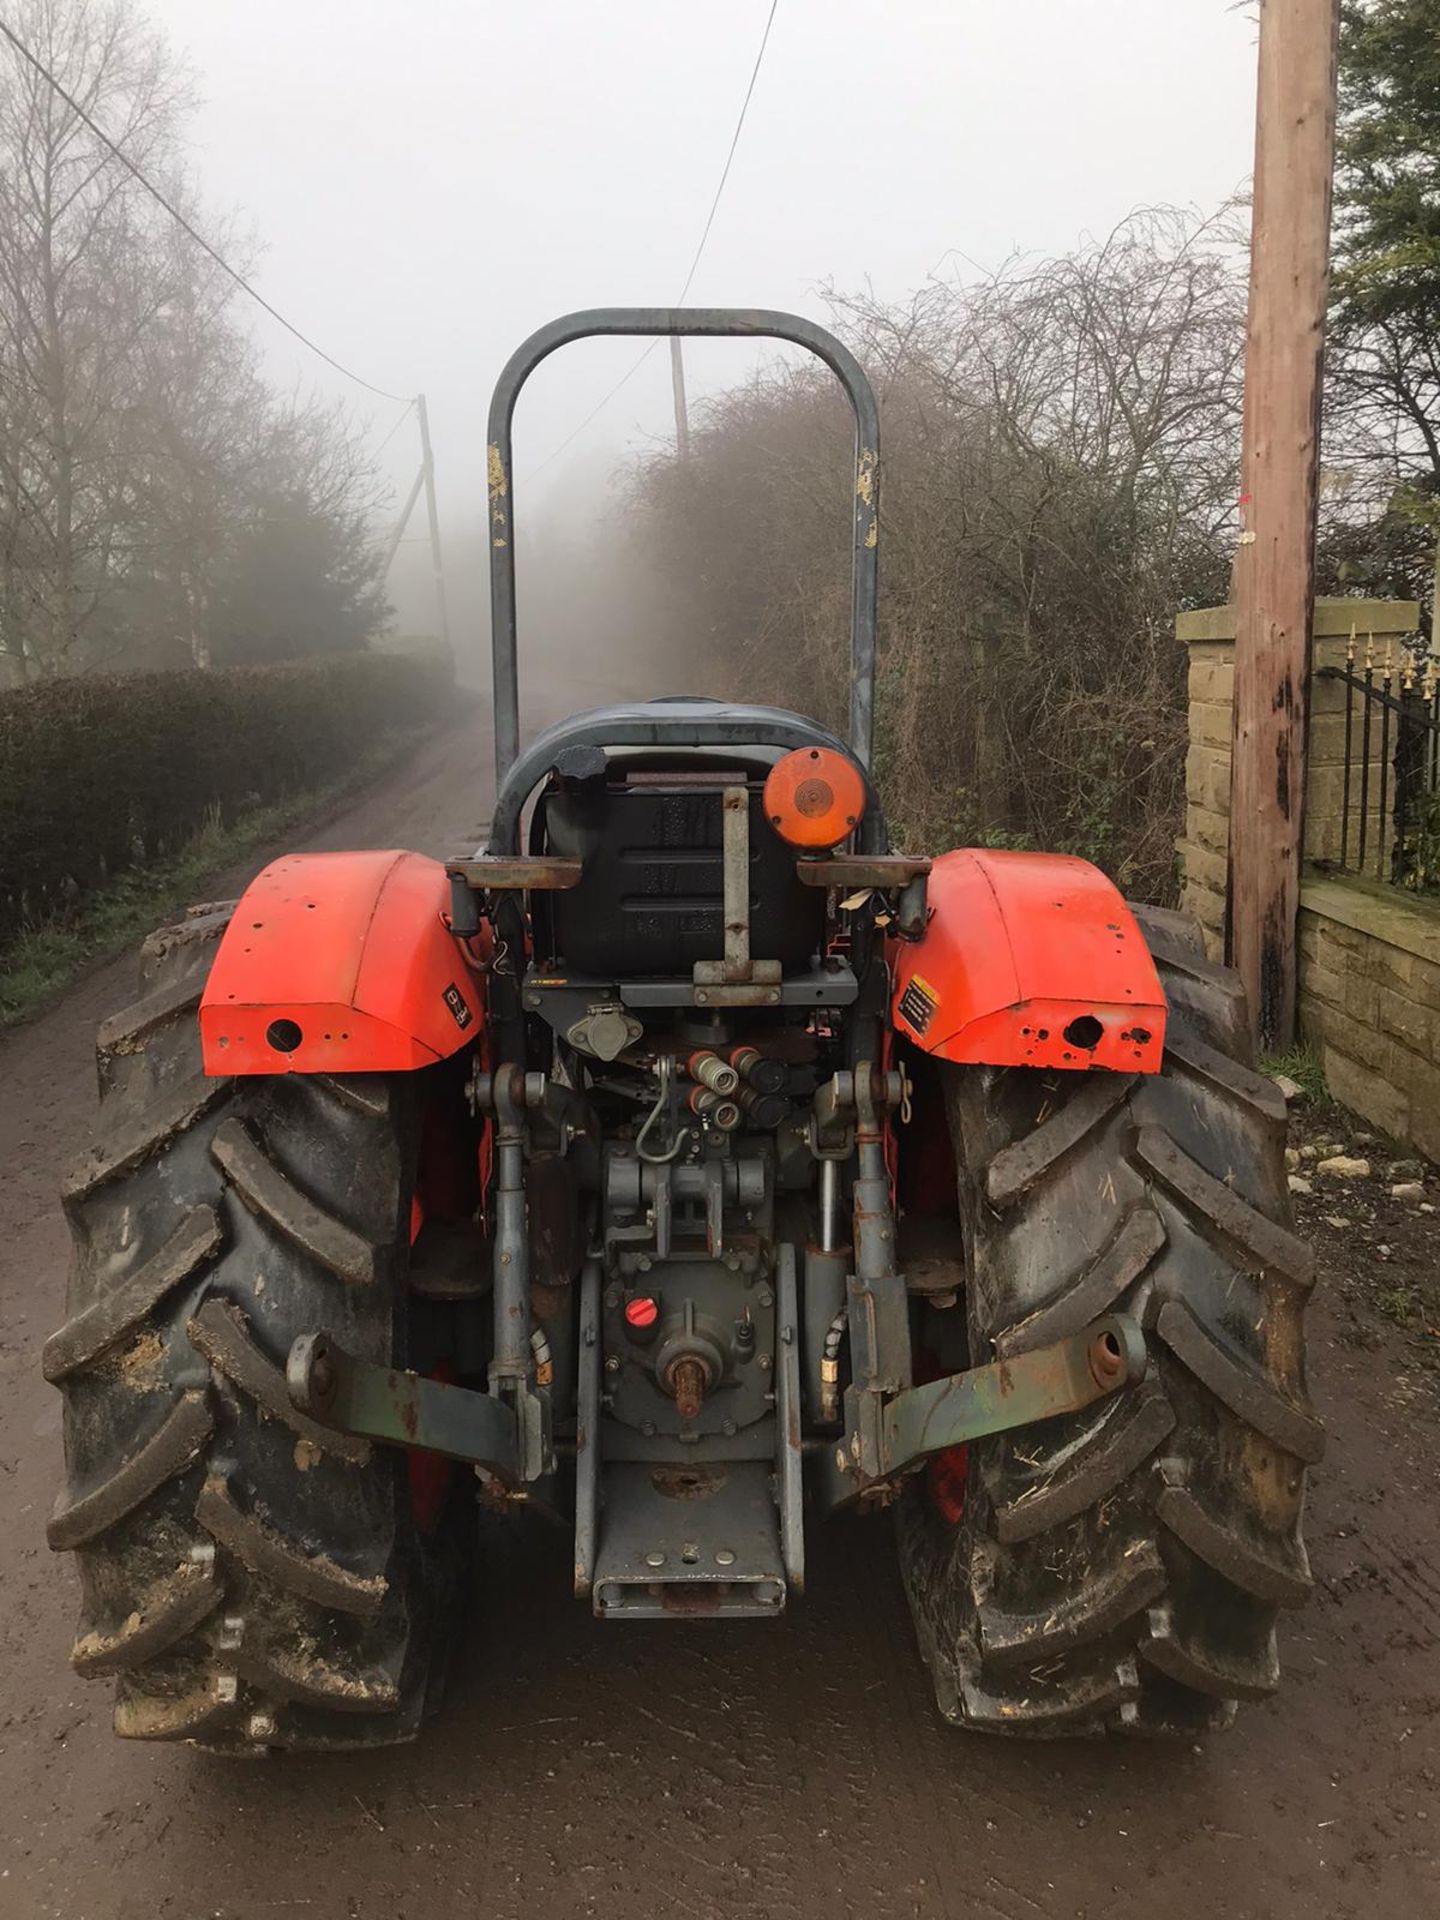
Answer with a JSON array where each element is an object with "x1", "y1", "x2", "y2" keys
[{"x1": 1, "y1": 715, "x2": 1437, "y2": 1920}]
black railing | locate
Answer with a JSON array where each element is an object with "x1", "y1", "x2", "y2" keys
[{"x1": 1320, "y1": 632, "x2": 1440, "y2": 891}]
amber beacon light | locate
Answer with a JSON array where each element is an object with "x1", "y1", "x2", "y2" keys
[{"x1": 763, "y1": 746, "x2": 867, "y2": 850}]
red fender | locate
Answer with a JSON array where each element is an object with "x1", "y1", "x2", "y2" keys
[
  {"x1": 199, "y1": 850, "x2": 485, "y2": 1077},
  {"x1": 890, "y1": 849, "x2": 1166, "y2": 1074}
]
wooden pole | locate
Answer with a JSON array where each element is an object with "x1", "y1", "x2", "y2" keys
[
  {"x1": 669, "y1": 337, "x2": 691, "y2": 460},
  {"x1": 415, "y1": 394, "x2": 453, "y2": 653},
  {"x1": 1230, "y1": 0, "x2": 1339, "y2": 1051},
  {"x1": 379, "y1": 464, "x2": 425, "y2": 579}
]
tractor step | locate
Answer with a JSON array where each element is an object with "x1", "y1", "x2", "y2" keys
[{"x1": 591, "y1": 1461, "x2": 787, "y2": 1619}]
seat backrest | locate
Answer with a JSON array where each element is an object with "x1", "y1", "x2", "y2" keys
[{"x1": 536, "y1": 779, "x2": 824, "y2": 977}]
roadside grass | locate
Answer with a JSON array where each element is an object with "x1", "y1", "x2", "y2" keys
[
  {"x1": 0, "y1": 725, "x2": 433, "y2": 1031},
  {"x1": 1260, "y1": 1038, "x2": 1328, "y2": 1102}
]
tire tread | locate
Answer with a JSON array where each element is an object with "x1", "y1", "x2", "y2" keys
[{"x1": 898, "y1": 909, "x2": 1318, "y2": 1736}]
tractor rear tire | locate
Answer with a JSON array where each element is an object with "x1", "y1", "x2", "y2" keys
[
  {"x1": 47, "y1": 905, "x2": 466, "y2": 1754},
  {"x1": 897, "y1": 905, "x2": 1321, "y2": 1735}
]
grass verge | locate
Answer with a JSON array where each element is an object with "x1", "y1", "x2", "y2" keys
[{"x1": 0, "y1": 724, "x2": 434, "y2": 1031}]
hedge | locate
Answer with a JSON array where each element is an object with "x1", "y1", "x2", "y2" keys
[{"x1": 0, "y1": 651, "x2": 456, "y2": 945}]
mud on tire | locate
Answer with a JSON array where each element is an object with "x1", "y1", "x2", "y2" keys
[
  {"x1": 47, "y1": 905, "x2": 464, "y2": 1753},
  {"x1": 898, "y1": 905, "x2": 1321, "y2": 1735}
]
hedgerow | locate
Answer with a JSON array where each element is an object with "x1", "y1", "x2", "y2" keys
[{"x1": 0, "y1": 652, "x2": 454, "y2": 944}]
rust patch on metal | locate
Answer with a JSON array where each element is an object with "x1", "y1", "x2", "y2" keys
[
  {"x1": 650, "y1": 1465, "x2": 727, "y2": 1501},
  {"x1": 447, "y1": 855, "x2": 583, "y2": 891},
  {"x1": 657, "y1": 1583, "x2": 724, "y2": 1616},
  {"x1": 670, "y1": 1357, "x2": 707, "y2": 1422}
]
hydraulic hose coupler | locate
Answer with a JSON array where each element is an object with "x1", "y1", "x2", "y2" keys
[
  {"x1": 739, "y1": 1085, "x2": 787, "y2": 1130},
  {"x1": 688, "y1": 1085, "x2": 742, "y2": 1132},
  {"x1": 688, "y1": 1050, "x2": 740, "y2": 1097},
  {"x1": 729, "y1": 1045, "x2": 787, "y2": 1096}
]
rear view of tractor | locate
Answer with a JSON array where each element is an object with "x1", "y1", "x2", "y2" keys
[{"x1": 47, "y1": 311, "x2": 1320, "y2": 1753}]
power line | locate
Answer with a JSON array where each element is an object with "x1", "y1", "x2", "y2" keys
[
  {"x1": 674, "y1": 0, "x2": 778, "y2": 307},
  {"x1": 522, "y1": 0, "x2": 780, "y2": 483},
  {"x1": 371, "y1": 396, "x2": 417, "y2": 458},
  {"x1": 0, "y1": 16, "x2": 412, "y2": 404},
  {"x1": 521, "y1": 342, "x2": 660, "y2": 484}
]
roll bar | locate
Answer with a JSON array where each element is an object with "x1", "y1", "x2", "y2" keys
[{"x1": 485, "y1": 308, "x2": 881, "y2": 777}]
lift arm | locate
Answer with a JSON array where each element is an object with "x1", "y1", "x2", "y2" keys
[{"x1": 287, "y1": 1316, "x2": 1146, "y2": 1484}]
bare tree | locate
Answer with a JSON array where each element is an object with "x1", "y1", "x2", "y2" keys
[
  {"x1": 625, "y1": 208, "x2": 1246, "y2": 898},
  {"x1": 0, "y1": 0, "x2": 391, "y2": 682},
  {"x1": 0, "y1": 0, "x2": 193, "y2": 677}
]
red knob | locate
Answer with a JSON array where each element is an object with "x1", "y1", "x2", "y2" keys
[{"x1": 624, "y1": 1295, "x2": 659, "y2": 1330}]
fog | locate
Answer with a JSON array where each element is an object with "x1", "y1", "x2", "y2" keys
[{"x1": 142, "y1": 0, "x2": 1259, "y2": 686}]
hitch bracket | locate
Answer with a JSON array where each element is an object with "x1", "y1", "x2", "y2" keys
[
  {"x1": 870, "y1": 1314, "x2": 1146, "y2": 1480},
  {"x1": 288, "y1": 1332, "x2": 521, "y2": 1481}
]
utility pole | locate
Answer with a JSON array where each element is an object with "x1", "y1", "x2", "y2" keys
[
  {"x1": 415, "y1": 393, "x2": 452, "y2": 652},
  {"x1": 669, "y1": 337, "x2": 690, "y2": 460},
  {"x1": 378, "y1": 465, "x2": 425, "y2": 580},
  {"x1": 1229, "y1": 0, "x2": 1339, "y2": 1051}
]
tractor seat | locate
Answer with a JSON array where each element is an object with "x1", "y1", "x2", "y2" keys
[{"x1": 535, "y1": 767, "x2": 824, "y2": 978}]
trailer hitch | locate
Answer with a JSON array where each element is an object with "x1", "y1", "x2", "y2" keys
[
  {"x1": 287, "y1": 1333, "x2": 520, "y2": 1483},
  {"x1": 839, "y1": 1313, "x2": 1147, "y2": 1482}
]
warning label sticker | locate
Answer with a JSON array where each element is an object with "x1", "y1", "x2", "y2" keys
[
  {"x1": 442, "y1": 983, "x2": 473, "y2": 1030},
  {"x1": 898, "y1": 974, "x2": 939, "y2": 1036}
]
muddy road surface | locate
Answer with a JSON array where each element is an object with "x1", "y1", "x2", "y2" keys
[{"x1": 1, "y1": 715, "x2": 1437, "y2": 1920}]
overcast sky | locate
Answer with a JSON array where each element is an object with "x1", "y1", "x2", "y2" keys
[{"x1": 143, "y1": 0, "x2": 1259, "y2": 635}]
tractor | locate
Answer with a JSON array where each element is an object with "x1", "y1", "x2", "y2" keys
[{"x1": 47, "y1": 311, "x2": 1320, "y2": 1753}]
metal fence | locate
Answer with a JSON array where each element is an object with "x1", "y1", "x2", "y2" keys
[{"x1": 1319, "y1": 630, "x2": 1440, "y2": 891}]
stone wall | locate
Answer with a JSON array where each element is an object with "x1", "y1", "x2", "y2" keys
[
  {"x1": 1297, "y1": 877, "x2": 1440, "y2": 1162},
  {"x1": 1177, "y1": 598, "x2": 1419, "y2": 954},
  {"x1": 1176, "y1": 598, "x2": 1439, "y2": 1162}
]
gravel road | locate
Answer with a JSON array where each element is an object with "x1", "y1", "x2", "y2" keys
[{"x1": 0, "y1": 713, "x2": 1435, "y2": 1920}]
